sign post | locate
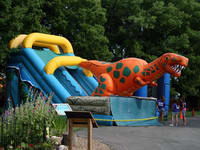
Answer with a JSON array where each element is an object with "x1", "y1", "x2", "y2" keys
[{"x1": 65, "y1": 111, "x2": 98, "y2": 150}]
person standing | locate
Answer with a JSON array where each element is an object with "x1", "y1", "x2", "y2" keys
[
  {"x1": 157, "y1": 96, "x2": 165, "y2": 122},
  {"x1": 170, "y1": 99, "x2": 180, "y2": 127},
  {"x1": 180, "y1": 97, "x2": 187, "y2": 126}
]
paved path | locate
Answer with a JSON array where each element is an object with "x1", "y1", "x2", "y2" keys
[{"x1": 77, "y1": 116, "x2": 200, "y2": 150}]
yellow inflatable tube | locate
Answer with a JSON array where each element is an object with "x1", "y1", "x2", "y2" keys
[
  {"x1": 9, "y1": 33, "x2": 92, "y2": 76},
  {"x1": 44, "y1": 56, "x2": 93, "y2": 77},
  {"x1": 9, "y1": 34, "x2": 60, "y2": 54},
  {"x1": 9, "y1": 34, "x2": 27, "y2": 49},
  {"x1": 22, "y1": 33, "x2": 74, "y2": 54}
]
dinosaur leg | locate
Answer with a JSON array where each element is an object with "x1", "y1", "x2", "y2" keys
[
  {"x1": 92, "y1": 73, "x2": 115, "y2": 96},
  {"x1": 135, "y1": 76, "x2": 148, "y2": 86},
  {"x1": 149, "y1": 81, "x2": 158, "y2": 86},
  {"x1": 135, "y1": 77, "x2": 158, "y2": 87}
]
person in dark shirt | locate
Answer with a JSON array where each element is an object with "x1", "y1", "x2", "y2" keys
[
  {"x1": 170, "y1": 99, "x2": 180, "y2": 127},
  {"x1": 180, "y1": 97, "x2": 187, "y2": 126},
  {"x1": 157, "y1": 96, "x2": 165, "y2": 122}
]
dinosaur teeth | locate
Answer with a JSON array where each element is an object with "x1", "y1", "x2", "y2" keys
[{"x1": 171, "y1": 64, "x2": 185, "y2": 73}]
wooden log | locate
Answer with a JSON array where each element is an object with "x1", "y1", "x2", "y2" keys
[
  {"x1": 67, "y1": 96, "x2": 110, "y2": 115},
  {"x1": 70, "y1": 105, "x2": 110, "y2": 115}
]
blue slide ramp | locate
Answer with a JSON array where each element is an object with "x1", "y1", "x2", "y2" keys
[
  {"x1": 6, "y1": 48, "x2": 98, "y2": 104},
  {"x1": 110, "y1": 96, "x2": 161, "y2": 126}
]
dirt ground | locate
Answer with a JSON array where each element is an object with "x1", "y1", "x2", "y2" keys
[
  {"x1": 72, "y1": 136, "x2": 111, "y2": 150},
  {"x1": 55, "y1": 135, "x2": 111, "y2": 150}
]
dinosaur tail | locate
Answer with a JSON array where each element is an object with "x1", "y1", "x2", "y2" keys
[
  {"x1": 79, "y1": 60, "x2": 107, "y2": 77},
  {"x1": 79, "y1": 60, "x2": 100, "y2": 70},
  {"x1": 79, "y1": 61, "x2": 90, "y2": 69}
]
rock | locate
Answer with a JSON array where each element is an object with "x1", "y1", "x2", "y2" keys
[
  {"x1": 51, "y1": 136, "x2": 62, "y2": 145},
  {"x1": 62, "y1": 132, "x2": 77, "y2": 146},
  {"x1": 57, "y1": 145, "x2": 68, "y2": 150}
]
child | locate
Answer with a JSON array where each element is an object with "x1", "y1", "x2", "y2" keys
[
  {"x1": 157, "y1": 96, "x2": 165, "y2": 122},
  {"x1": 170, "y1": 99, "x2": 180, "y2": 127},
  {"x1": 180, "y1": 97, "x2": 187, "y2": 126}
]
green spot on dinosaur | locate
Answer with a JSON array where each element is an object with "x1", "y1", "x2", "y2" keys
[
  {"x1": 165, "y1": 57, "x2": 168, "y2": 61},
  {"x1": 101, "y1": 84, "x2": 106, "y2": 89},
  {"x1": 116, "y1": 63, "x2": 123, "y2": 69},
  {"x1": 98, "y1": 83, "x2": 101, "y2": 88},
  {"x1": 120, "y1": 77, "x2": 125, "y2": 83},
  {"x1": 147, "y1": 68, "x2": 151, "y2": 71},
  {"x1": 146, "y1": 72, "x2": 150, "y2": 76},
  {"x1": 99, "y1": 90, "x2": 104, "y2": 94},
  {"x1": 151, "y1": 70, "x2": 155, "y2": 73},
  {"x1": 107, "y1": 66, "x2": 113, "y2": 73},
  {"x1": 142, "y1": 72, "x2": 145, "y2": 76},
  {"x1": 100, "y1": 76, "x2": 106, "y2": 82},
  {"x1": 113, "y1": 71, "x2": 120, "y2": 78},
  {"x1": 123, "y1": 67, "x2": 131, "y2": 77},
  {"x1": 133, "y1": 65, "x2": 140, "y2": 73}
]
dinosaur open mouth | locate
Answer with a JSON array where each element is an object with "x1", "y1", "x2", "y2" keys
[{"x1": 170, "y1": 64, "x2": 185, "y2": 74}]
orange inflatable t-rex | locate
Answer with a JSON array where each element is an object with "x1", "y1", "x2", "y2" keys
[{"x1": 79, "y1": 53, "x2": 188, "y2": 97}]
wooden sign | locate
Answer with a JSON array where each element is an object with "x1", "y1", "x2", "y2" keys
[{"x1": 65, "y1": 111, "x2": 98, "y2": 150}]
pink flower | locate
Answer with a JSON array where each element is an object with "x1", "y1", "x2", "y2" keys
[
  {"x1": 28, "y1": 144, "x2": 34, "y2": 148},
  {"x1": 6, "y1": 110, "x2": 11, "y2": 115},
  {"x1": 39, "y1": 92, "x2": 43, "y2": 96}
]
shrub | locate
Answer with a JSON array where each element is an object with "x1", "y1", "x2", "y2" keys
[{"x1": 0, "y1": 88, "x2": 57, "y2": 149}]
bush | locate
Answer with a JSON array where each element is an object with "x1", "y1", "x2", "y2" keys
[{"x1": 0, "y1": 88, "x2": 57, "y2": 149}]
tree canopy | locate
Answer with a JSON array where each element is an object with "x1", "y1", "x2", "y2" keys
[
  {"x1": 1, "y1": 0, "x2": 200, "y2": 108},
  {"x1": 102, "y1": 0, "x2": 200, "y2": 108}
]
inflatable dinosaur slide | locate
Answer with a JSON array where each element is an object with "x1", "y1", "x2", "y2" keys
[{"x1": 6, "y1": 33, "x2": 188, "y2": 126}]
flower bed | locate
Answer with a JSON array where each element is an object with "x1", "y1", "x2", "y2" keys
[{"x1": 0, "y1": 88, "x2": 67, "y2": 149}]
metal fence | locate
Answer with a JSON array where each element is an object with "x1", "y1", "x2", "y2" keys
[{"x1": 0, "y1": 113, "x2": 47, "y2": 149}]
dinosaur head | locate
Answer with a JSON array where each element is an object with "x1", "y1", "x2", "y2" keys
[{"x1": 161, "y1": 53, "x2": 188, "y2": 77}]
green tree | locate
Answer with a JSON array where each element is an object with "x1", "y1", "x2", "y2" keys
[
  {"x1": 102, "y1": 0, "x2": 200, "y2": 106},
  {"x1": 0, "y1": 0, "x2": 12, "y2": 71},
  {"x1": 43, "y1": 0, "x2": 112, "y2": 61},
  {"x1": 0, "y1": 0, "x2": 48, "y2": 72}
]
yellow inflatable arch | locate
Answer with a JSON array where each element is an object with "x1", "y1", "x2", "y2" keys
[
  {"x1": 9, "y1": 34, "x2": 60, "y2": 54},
  {"x1": 9, "y1": 33, "x2": 92, "y2": 76},
  {"x1": 22, "y1": 33, "x2": 74, "y2": 54}
]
